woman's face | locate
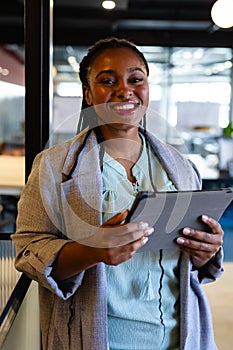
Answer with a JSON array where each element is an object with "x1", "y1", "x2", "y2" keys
[{"x1": 84, "y1": 47, "x2": 149, "y2": 130}]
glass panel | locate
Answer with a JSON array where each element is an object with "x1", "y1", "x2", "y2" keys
[{"x1": 0, "y1": 45, "x2": 25, "y2": 234}]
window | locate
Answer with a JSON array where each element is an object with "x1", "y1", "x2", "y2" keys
[{"x1": 0, "y1": 45, "x2": 25, "y2": 233}]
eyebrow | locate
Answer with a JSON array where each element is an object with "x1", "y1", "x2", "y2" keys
[{"x1": 95, "y1": 67, "x2": 146, "y2": 80}]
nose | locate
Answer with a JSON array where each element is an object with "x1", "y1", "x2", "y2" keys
[{"x1": 115, "y1": 81, "x2": 133, "y2": 99}]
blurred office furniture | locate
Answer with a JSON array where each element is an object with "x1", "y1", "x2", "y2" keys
[
  {"x1": 218, "y1": 137, "x2": 233, "y2": 177},
  {"x1": 0, "y1": 155, "x2": 25, "y2": 232},
  {"x1": 0, "y1": 155, "x2": 25, "y2": 196}
]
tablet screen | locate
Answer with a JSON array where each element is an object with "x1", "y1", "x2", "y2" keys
[{"x1": 126, "y1": 189, "x2": 233, "y2": 251}]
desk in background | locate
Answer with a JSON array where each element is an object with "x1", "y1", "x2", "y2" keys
[
  {"x1": 0, "y1": 155, "x2": 25, "y2": 232},
  {"x1": 0, "y1": 155, "x2": 25, "y2": 196}
]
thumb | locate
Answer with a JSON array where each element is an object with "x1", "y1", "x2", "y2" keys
[{"x1": 104, "y1": 209, "x2": 129, "y2": 226}]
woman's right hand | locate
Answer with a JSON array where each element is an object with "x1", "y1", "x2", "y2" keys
[
  {"x1": 79, "y1": 209, "x2": 153, "y2": 248},
  {"x1": 89, "y1": 210, "x2": 153, "y2": 265},
  {"x1": 51, "y1": 210, "x2": 153, "y2": 281}
]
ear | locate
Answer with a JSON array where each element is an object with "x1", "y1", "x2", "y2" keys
[{"x1": 84, "y1": 86, "x2": 93, "y2": 106}]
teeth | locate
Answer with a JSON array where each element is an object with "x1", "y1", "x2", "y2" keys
[{"x1": 114, "y1": 104, "x2": 135, "y2": 111}]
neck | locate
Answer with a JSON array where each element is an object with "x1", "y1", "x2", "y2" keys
[
  {"x1": 99, "y1": 124, "x2": 142, "y2": 162},
  {"x1": 99, "y1": 123, "x2": 141, "y2": 141}
]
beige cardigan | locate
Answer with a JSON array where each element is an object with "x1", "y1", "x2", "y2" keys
[{"x1": 12, "y1": 128, "x2": 223, "y2": 349}]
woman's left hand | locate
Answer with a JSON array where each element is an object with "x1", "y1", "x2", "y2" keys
[{"x1": 176, "y1": 215, "x2": 224, "y2": 268}]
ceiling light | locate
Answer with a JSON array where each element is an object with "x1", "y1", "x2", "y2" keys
[
  {"x1": 0, "y1": 67, "x2": 9, "y2": 76},
  {"x1": 67, "y1": 55, "x2": 80, "y2": 73},
  {"x1": 102, "y1": 1, "x2": 116, "y2": 10},
  {"x1": 224, "y1": 61, "x2": 233, "y2": 68},
  {"x1": 211, "y1": 0, "x2": 233, "y2": 28}
]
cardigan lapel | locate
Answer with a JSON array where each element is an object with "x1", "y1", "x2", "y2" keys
[
  {"x1": 144, "y1": 129, "x2": 200, "y2": 190},
  {"x1": 60, "y1": 130, "x2": 103, "y2": 241}
]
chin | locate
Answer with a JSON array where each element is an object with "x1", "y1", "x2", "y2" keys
[{"x1": 107, "y1": 122, "x2": 138, "y2": 131}]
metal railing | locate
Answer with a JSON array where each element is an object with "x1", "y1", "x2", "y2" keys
[
  {"x1": 0, "y1": 234, "x2": 32, "y2": 348},
  {"x1": 0, "y1": 236, "x2": 20, "y2": 316}
]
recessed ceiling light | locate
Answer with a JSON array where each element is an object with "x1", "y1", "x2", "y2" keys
[{"x1": 102, "y1": 1, "x2": 116, "y2": 10}]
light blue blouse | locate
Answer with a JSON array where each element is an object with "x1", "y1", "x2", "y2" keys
[{"x1": 103, "y1": 134, "x2": 181, "y2": 350}]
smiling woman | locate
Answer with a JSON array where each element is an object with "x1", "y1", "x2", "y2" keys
[{"x1": 12, "y1": 37, "x2": 225, "y2": 350}]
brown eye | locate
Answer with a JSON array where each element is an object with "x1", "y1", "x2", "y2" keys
[
  {"x1": 128, "y1": 73, "x2": 145, "y2": 84},
  {"x1": 130, "y1": 77, "x2": 143, "y2": 83},
  {"x1": 99, "y1": 78, "x2": 116, "y2": 86}
]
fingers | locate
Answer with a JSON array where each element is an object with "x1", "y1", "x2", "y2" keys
[
  {"x1": 177, "y1": 215, "x2": 223, "y2": 247},
  {"x1": 99, "y1": 235, "x2": 149, "y2": 266},
  {"x1": 102, "y1": 209, "x2": 154, "y2": 247},
  {"x1": 102, "y1": 221, "x2": 154, "y2": 247},
  {"x1": 80, "y1": 212, "x2": 154, "y2": 248},
  {"x1": 176, "y1": 215, "x2": 224, "y2": 268},
  {"x1": 201, "y1": 215, "x2": 224, "y2": 237}
]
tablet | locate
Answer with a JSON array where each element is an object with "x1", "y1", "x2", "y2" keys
[{"x1": 125, "y1": 188, "x2": 233, "y2": 252}]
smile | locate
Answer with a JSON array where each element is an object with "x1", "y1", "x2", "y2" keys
[
  {"x1": 114, "y1": 104, "x2": 134, "y2": 110},
  {"x1": 112, "y1": 103, "x2": 138, "y2": 112}
]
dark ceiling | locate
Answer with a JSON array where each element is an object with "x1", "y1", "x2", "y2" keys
[{"x1": 1, "y1": 0, "x2": 233, "y2": 48}]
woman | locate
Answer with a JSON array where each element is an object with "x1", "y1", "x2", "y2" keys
[{"x1": 12, "y1": 37, "x2": 224, "y2": 350}]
